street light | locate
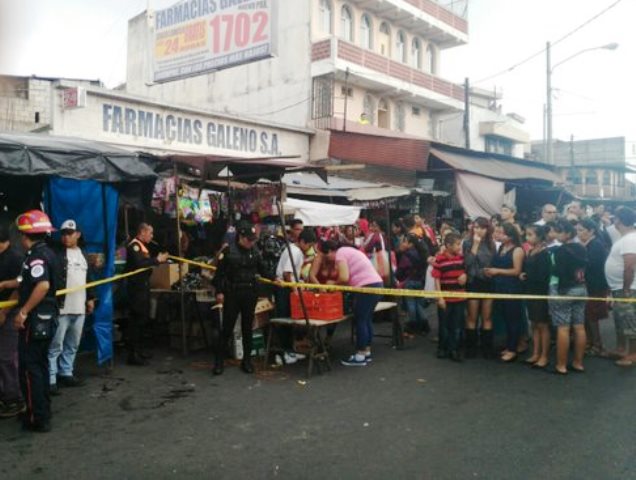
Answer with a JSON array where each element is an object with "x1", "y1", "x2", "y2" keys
[{"x1": 545, "y1": 41, "x2": 618, "y2": 164}]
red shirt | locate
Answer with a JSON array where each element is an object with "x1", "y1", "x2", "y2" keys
[{"x1": 431, "y1": 252, "x2": 466, "y2": 303}]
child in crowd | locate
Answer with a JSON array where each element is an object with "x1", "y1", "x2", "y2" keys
[
  {"x1": 521, "y1": 225, "x2": 551, "y2": 369},
  {"x1": 551, "y1": 220, "x2": 588, "y2": 375},
  {"x1": 431, "y1": 233, "x2": 467, "y2": 362}
]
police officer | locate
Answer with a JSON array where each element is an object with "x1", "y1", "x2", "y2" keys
[
  {"x1": 0, "y1": 210, "x2": 58, "y2": 432},
  {"x1": 212, "y1": 221, "x2": 267, "y2": 375},
  {"x1": 125, "y1": 223, "x2": 168, "y2": 366}
]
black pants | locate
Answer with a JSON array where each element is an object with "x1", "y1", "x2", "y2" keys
[
  {"x1": 18, "y1": 326, "x2": 52, "y2": 425},
  {"x1": 218, "y1": 288, "x2": 257, "y2": 362},
  {"x1": 128, "y1": 286, "x2": 150, "y2": 354}
]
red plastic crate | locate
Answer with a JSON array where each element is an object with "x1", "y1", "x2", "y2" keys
[{"x1": 290, "y1": 291, "x2": 344, "y2": 321}]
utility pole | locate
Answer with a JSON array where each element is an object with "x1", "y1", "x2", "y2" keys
[
  {"x1": 343, "y1": 68, "x2": 350, "y2": 132},
  {"x1": 463, "y1": 77, "x2": 470, "y2": 149},
  {"x1": 546, "y1": 41, "x2": 553, "y2": 165}
]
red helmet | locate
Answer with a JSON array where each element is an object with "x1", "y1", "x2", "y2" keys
[{"x1": 16, "y1": 210, "x2": 55, "y2": 234}]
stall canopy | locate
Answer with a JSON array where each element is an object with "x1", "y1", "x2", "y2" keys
[
  {"x1": 161, "y1": 154, "x2": 328, "y2": 184},
  {"x1": 0, "y1": 131, "x2": 157, "y2": 182},
  {"x1": 429, "y1": 147, "x2": 561, "y2": 183},
  {"x1": 282, "y1": 172, "x2": 437, "y2": 202},
  {"x1": 282, "y1": 198, "x2": 361, "y2": 226}
]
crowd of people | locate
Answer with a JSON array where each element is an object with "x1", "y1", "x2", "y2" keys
[
  {"x1": 250, "y1": 203, "x2": 636, "y2": 377},
  {"x1": 2, "y1": 201, "x2": 636, "y2": 434}
]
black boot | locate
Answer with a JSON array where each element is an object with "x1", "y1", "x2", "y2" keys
[
  {"x1": 212, "y1": 360, "x2": 224, "y2": 375},
  {"x1": 240, "y1": 358, "x2": 254, "y2": 374},
  {"x1": 464, "y1": 329, "x2": 478, "y2": 358},
  {"x1": 481, "y1": 329, "x2": 496, "y2": 359}
]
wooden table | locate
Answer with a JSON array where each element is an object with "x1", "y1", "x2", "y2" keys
[{"x1": 265, "y1": 301, "x2": 400, "y2": 377}]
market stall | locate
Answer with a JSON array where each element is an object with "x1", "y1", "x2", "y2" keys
[{"x1": 0, "y1": 131, "x2": 158, "y2": 365}]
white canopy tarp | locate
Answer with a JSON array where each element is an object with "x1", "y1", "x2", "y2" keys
[{"x1": 281, "y1": 198, "x2": 362, "y2": 226}]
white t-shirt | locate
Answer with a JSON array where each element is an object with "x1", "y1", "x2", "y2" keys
[
  {"x1": 534, "y1": 219, "x2": 546, "y2": 226},
  {"x1": 60, "y1": 247, "x2": 88, "y2": 315},
  {"x1": 606, "y1": 224, "x2": 621, "y2": 245},
  {"x1": 275, "y1": 243, "x2": 304, "y2": 281},
  {"x1": 605, "y1": 231, "x2": 636, "y2": 291}
]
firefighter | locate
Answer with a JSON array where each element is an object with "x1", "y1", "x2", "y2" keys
[
  {"x1": 0, "y1": 210, "x2": 59, "y2": 432},
  {"x1": 125, "y1": 223, "x2": 168, "y2": 366},
  {"x1": 212, "y1": 221, "x2": 267, "y2": 375}
]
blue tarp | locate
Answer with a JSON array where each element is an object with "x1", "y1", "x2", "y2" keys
[{"x1": 45, "y1": 177, "x2": 119, "y2": 365}]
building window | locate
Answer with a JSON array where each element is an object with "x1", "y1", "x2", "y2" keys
[
  {"x1": 363, "y1": 94, "x2": 376, "y2": 124},
  {"x1": 379, "y1": 22, "x2": 391, "y2": 57},
  {"x1": 618, "y1": 174, "x2": 625, "y2": 187},
  {"x1": 312, "y1": 77, "x2": 333, "y2": 119},
  {"x1": 485, "y1": 136, "x2": 513, "y2": 156},
  {"x1": 360, "y1": 14, "x2": 372, "y2": 49},
  {"x1": 426, "y1": 44, "x2": 436, "y2": 74},
  {"x1": 412, "y1": 106, "x2": 421, "y2": 116},
  {"x1": 396, "y1": 31, "x2": 406, "y2": 63},
  {"x1": 603, "y1": 171, "x2": 611, "y2": 185},
  {"x1": 378, "y1": 98, "x2": 390, "y2": 129},
  {"x1": 411, "y1": 38, "x2": 422, "y2": 69},
  {"x1": 340, "y1": 5, "x2": 353, "y2": 42},
  {"x1": 319, "y1": 0, "x2": 332, "y2": 34},
  {"x1": 395, "y1": 102, "x2": 406, "y2": 132},
  {"x1": 585, "y1": 170, "x2": 598, "y2": 185}
]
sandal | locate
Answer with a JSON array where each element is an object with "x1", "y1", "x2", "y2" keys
[{"x1": 615, "y1": 358, "x2": 634, "y2": 367}]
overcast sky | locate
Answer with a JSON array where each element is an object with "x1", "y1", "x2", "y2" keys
[{"x1": 0, "y1": 0, "x2": 633, "y2": 144}]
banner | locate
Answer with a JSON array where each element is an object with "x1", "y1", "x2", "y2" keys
[{"x1": 153, "y1": 0, "x2": 275, "y2": 82}]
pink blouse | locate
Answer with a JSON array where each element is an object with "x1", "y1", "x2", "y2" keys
[{"x1": 335, "y1": 247, "x2": 383, "y2": 287}]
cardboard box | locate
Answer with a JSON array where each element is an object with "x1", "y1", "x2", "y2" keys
[{"x1": 150, "y1": 263, "x2": 188, "y2": 290}]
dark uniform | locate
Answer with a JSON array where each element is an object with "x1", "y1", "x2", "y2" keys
[
  {"x1": 17, "y1": 241, "x2": 58, "y2": 430},
  {"x1": 212, "y1": 224, "x2": 267, "y2": 374},
  {"x1": 125, "y1": 237, "x2": 159, "y2": 363}
]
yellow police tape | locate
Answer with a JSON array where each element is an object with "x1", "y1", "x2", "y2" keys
[
  {"x1": 1, "y1": 253, "x2": 634, "y2": 312},
  {"x1": 0, "y1": 268, "x2": 151, "y2": 311},
  {"x1": 164, "y1": 255, "x2": 635, "y2": 305}
]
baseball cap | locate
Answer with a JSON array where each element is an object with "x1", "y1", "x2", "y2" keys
[
  {"x1": 60, "y1": 219, "x2": 78, "y2": 232},
  {"x1": 236, "y1": 221, "x2": 257, "y2": 240}
]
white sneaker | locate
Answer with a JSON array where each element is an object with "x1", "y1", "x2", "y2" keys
[
  {"x1": 283, "y1": 352, "x2": 298, "y2": 364},
  {"x1": 294, "y1": 352, "x2": 307, "y2": 360}
]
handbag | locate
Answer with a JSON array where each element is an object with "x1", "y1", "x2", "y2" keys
[{"x1": 370, "y1": 235, "x2": 396, "y2": 283}]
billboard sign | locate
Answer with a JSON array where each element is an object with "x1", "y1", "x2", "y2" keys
[{"x1": 153, "y1": 0, "x2": 275, "y2": 83}]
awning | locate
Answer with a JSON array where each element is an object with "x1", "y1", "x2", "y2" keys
[
  {"x1": 283, "y1": 172, "x2": 415, "y2": 201},
  {"x1": 281, "y1": 198, "x2": 361, "y2": 226},
  {"x1": 0, "y1": 131, "x2": 157, "y2": 182},
  {"x1": 430, "y1": 148, "x2": 560, "y2": 183}
]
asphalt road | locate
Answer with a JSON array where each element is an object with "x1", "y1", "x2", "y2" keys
[{"x1": 2, "y1": 317, "x2": 635, "y2": 480}]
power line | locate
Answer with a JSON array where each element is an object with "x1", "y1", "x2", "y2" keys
[{"x1": 473, "y1": 0, "x2": 624, "y2": 85}]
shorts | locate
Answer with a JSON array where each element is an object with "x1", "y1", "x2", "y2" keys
[
  {"x1": 585, "y1": 289, "x2": 609, "y2": 323},
  {"x1": 611, "y1": 290, "x2": 636, "y2": 335},
  {"x1": 527, "y1": 300, "x2": 549, "y2": 324},
  {"x1": 550, "y1": 285, "x2": 587, "y2": 328}
]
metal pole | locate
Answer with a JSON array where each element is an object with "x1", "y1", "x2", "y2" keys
[
  {"x1": 343, "y1": 67, "x2": 350, "y2": 132},
  {"x1": 463, "y1": 77, "x2": 470, "y2": 149},
  {"x1": 546, "y1": 41, "x2": 553, "y2": 165},
  {"x1": 173, "y1": 162, "x2": 188, "y2": 357}
]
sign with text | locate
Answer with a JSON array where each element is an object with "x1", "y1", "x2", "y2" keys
[{"x1": 153, "y1": 0, "x2": 274, "y2": 83}]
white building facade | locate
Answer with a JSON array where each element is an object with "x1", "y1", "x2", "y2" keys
[{"x1": 125, "y1": 0, "x2": 469, "y2": 143}]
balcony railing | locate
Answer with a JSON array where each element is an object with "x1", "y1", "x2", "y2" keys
[
  {"x1": 312, "y1": 39, "x2": 464, "y2": 103},
  {"x1": 404, "y1": 0, "x2": 468, "y2": 32}
]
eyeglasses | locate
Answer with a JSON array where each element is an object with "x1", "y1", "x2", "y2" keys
[{"x1": 544, "y1": 211, "x2": 557, "y2": 214}]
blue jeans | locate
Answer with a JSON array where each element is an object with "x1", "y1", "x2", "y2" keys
[
  {"x1": 404, "y1": 280, "x2": 428, "y2": 331},
  {"x1": 353, "y1": 283, "x2": 383, "y2": 350},
  {"x1": 48, "y1": 314, "x2": 85, "y2": 383}
]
